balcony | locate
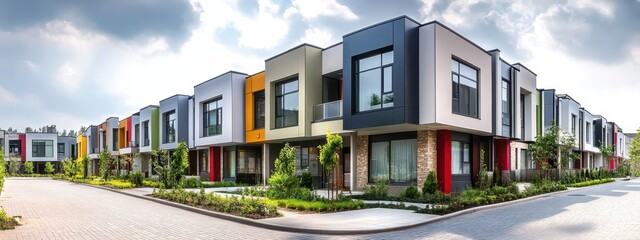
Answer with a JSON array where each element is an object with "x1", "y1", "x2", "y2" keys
[{"x1": 313, "y1": 100, "x2": 343, "y2": 122}]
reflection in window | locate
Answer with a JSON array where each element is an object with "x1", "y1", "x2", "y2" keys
[
  {"x1": 451, "y1": 140, "x2": 470, "y2": 174},
  {"x1": 275, "y1": 79, "x2": 299, "y2": 128},
  {"x1": 357, "y1": 51, "x2": 393, "y2": 112},
  {"x1": 203, "y1": 98, "x2": 222, "y2": 137},
  {"x1": 452, "y1": 59, "x2": 478, "y2": 117}
]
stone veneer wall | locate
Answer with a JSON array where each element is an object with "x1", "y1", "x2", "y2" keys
[
  {"x1": 356, "y1": 135, "x2": 369, "y2": 190},
  {"x1": 417, "y1": 130, "x2": 437, "y2": 187},
  {"x1": 510, "y1": 141, "x2": 529, "y2": 170}
]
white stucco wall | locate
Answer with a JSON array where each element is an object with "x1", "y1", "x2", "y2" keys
[
  {"x1": 514, "y1": 64, "x2": 537, "y2": 142},
  {"x1": 138, "y1": 106, "x2": 158, "y2": 153},
  {"x1": 419, "y1": 23, "x2": 492, "y2": 134},
  {"x1": 322, "y1": 43, "x2": 343, "y2": 75}
]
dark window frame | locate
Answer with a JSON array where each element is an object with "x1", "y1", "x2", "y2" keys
[
  {"x1": 164, "y1": 111, "x2": 176, "y2": 143},
  {"x1": 203, "y1": 97, "x2": 223, "y2": 137},
  {"x1": 451, "y1": 58, "x2": 479, "y2": 118},
  {"x1": 367, "y1": 132, "x2": 418, "y2": 184},
  {"x1": 32, "y1": 140, "x2": 53, "y2": 158},
  {"x1": 254, "y1": 90, "x2": 265, "y2": 129},
  {"x1": 354, "y1": 49, "x2": 394, "y2": 113},
  {"x1": 274, "y1": 78, "x2": 299, "y2": 129},
  {"x1": 142, "y1": 121, "x2": 150, "y2": 147}
]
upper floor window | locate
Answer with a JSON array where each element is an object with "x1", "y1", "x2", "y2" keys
[
  {"x1": 275, "y1": 79, "x2": 298, "y2": 128},
  {"x1": 356, "y1": 50, "x2": 393, "y2": 112},
  {"x1": 254, "y1": 91, "x2": 265, "y2": 129},
  {"x1": 142, "y1": 121, "x2": 149, "y2": 146},
  {"x1": 502, "y1": 79, "x2": 511, "y2": 135},
  {"x1": 112, "y1": 129, "x2": 118, "y2": 151},
  {"x1": 203, "y1": 97, "x2": 222, "y2": 137},
  {"x1": 58, "y1": 143, "x2": 65, "y2": 155},
  {"x1": 164, "y1": 111, "x2": 176, "y2": 143},
  {"x1": 452, "y1": 59, "x2": 478, "y2": 118},
  {"x1": 586, "y1": 122, "x2": 592, "y2": 144},
  {"x1": 32, "y1": 140, "x2": 53, "y2": 158},
  {"x1": 134, "y1": 124, "x2": 140, "y2": 147},
  {"x1": 571, "y1": 114, "x2": 576, "y2": 135}
]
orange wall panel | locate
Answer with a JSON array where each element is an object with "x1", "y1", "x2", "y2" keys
[{"x1": 245, "y1": 129, "x2": 265, "y2": 143}]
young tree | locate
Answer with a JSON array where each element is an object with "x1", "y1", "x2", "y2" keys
[
  {"x1": 24, "y1": 161, "x2": 34, "y2": 175},
  {"x1": 152, "y1": 148, "x2": 171, "y2": 188},
  {"x1": 528, "y1": 124, "x2": 578, "y2": 178},
  {"x1": 44, "y1": 162, "x2": 55, "y2": 174},
  {"x1": 628, "y1": 130, "x2": 640, "y2": 176},
  {"x1": 170, "y1": 142, "x2": 189, "y2": 187},
  {"x1": 99, "y1": 150, "x2": 113, "y2": 180},
  {"x1": 598, "y1": 140, "x2": 614, "y2": 169},
  {"x1": 62, "y1": 158, "x2": 79, "y2": 179},
  {"x1": 81, "y1": 155, "x2": 90, "y2": 178},
  {"x1": 8, "y1": 156, "x2": 21, "y2": 175},
  {"x1": 269, "y1": 143, "x2": 298, "y2": 196},
  {"x1": 318, "y1": 130, "x2": 343, "y2": 200},
  {"x1": 0, "y1": 147, "x2": 5, "y2": 188}
]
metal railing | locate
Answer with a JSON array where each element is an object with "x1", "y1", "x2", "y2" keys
[{"x1": 313, "y1": 100, "x2": 342, "y2": 122}]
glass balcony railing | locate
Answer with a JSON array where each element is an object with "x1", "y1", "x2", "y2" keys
[{"x1": 314, "y1": 100, "x2": 343, "y2": 122}]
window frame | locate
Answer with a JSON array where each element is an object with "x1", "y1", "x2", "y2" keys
[
  {"x1": 32, "y1": 140, "x2": 53, "y2": 158},
  {"x1": 451, "y1": 58, "x2": 479, "y2": 118},
  {"x1": 451, "y1": 140, "x2": 471, "y2": 175},
  {"x1": 254, "y1": 90, "x2": 265, "y2": 129},
  {"x1": 274, "y1": 78, "x2": 299, "y2": 129},
  {"x1": 355, "y1": 49, "x2": 394, "y2": 113},
  {"x1": 58, "y1": 143, "x2": 65, "y2": 155},
  {"x1": 142, "y1": 121, "x2": 150, "y2": 147},
  {"x1": 164, "y1": 111, "x2": 176, "y2": 143},
  {"x1": 203, "y1": 97, "x2": 223, "y2": 137},
  {"x1": 367, "y1": 132, "x2": 418, "y2": 184}
]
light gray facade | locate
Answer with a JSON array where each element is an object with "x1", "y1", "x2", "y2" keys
[
  {"x1": 159, "y1": 94, "x2": 190, "y2": 150},
  {"x1": 26, "y1": 133, "x2": 58, "y2": 162},
  {"x1": 139, "y1": 105, "x2": 159, "y2": 153},
  {"x1": 194, "y1": 71, "x2": 247, "y2": 147},
  {"x1": 86, "y1": 126, "x2": 99, "y2": 159},
  {"x1": 57, "y1": 136, "x2": 76, "y2": 160}
]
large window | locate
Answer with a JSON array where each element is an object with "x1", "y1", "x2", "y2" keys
[
  {"x1": 520, "y1": 149, "x2": 534, "y2": 169},
  {"x1": 112, "y1": 129, "x2": 118, "y2": 151},
  {"x1": 58, "y1": 143, "x2": 65, "y2": 155},
  {"x1": 502, "y1": 80, "x2": 511, "y2": 135},
  {"x1": 356, "y1": 50, "x2": 393, "y2": 112},
  {"x1": 134, "y1": 124, "x2": 140, "y2": 147},
  {"x1": 452, "y1": 59, "x2": 479, "y2": 117},
  {"x1": 254, "y1": 91, "x2": 265, "y2": 129},
  {"x1": 164, "y1": 111, "x2": 176, "y2": 143},
  {"x1": 142, "y1": 121, "x2": 149, "y2": 146},
  {"x1": 223, "y1": 149, "x2": 236, "y2": 178},
  {"x1": 520, "y1": 94, "x2": 525, "y2": 140},
  {"x1": 275, "y1": 79, "x2": 299, "y2": 128},
  {"x1": 203, "y1": 98, "x2": 222, "y2": 137},
  {"x1": 586, "y1": 122, "x2": 592, "y2": 144},
  {"x1": 369, "y1": 136, "x2": 417, "y2": 183},
  {"x1": 9, "y1": 140, "x2": 19, "y2": 155},
  {"x1": 451, "y1": 140, "x2": 470, "y2": 174},
  {"x1": 32, "y1": 140, "x2": 53, "y2": 158},
  {"x1": 571, "y1": 114, "x2": 576, "y2": 135}
]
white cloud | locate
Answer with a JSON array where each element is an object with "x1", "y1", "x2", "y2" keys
[
  {"x1": 300, "y1": 27, "x2": 333, "y2": 47},
  {"x1": 23, "y1": 60, "x2": 40, "y2": 72},
  {"x1": 284, "y1": 0, "x2": 358, "y2": 20},
  {"x1": 56, "y1": 63, "x2": 80, "y2": 92}
]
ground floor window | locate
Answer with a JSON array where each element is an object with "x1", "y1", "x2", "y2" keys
[
  {"x1": 520, "y1": 149, "x2": 534, "y2": 169},
  {"x1": 223, "y1": 149, "x2": 236, "y2": 178},
  {"x1": 199, "y1": 150, "x2": 208, "y2": 174},
  {"x1": 369, "y1": 133, "x2": 417, "y2": 184},
  {"x1": 451, "y1": 140, "x2": 470, "y2": 175}
]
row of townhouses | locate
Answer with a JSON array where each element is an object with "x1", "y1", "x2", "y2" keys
[{"x1": 1, "y1": 16, "x2": 634, "y2": 193}]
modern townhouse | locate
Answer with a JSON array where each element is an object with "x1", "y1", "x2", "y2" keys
[
  {"x1": 24, "y1": 133, "x2": 59, "y2": 173},
  {"x1": 190, "y1": 71, "x2": 257, "y2": 183},
  {"x1": 84, "y1": 126, "x2": 99, "y2": 175},
  {"x1": 612, "y1": 122, "x2": 624, "y2": 169},
  {"x1": 557, "y1": 94, "x2": 582, "y2": 169},
  {"x1": 57, "y1": 135, "x2": 77, "y2": 161},
  {"x1": 0, "y1": 130, "x2": 4, "y2": 150},
  {"x1": 262, "y1": 42, "x2": 355, "y2": 190},
  {"x1": 138, "y1": 105, "x2": 160, "y2": 177},
  {"x1": 244, "y1": 72, "x2": 269, "y2": 184},
  {"x1": 158, "y1": 94, "x2": 190, "y2": 177},
  {"x1": 594, "y1": 115, "x2": 612, "y2": 168},
  {"x1": 77, "y1": 132, "x2": 87, "y2": 160},
  {"x1": 119, "y1": 113, "x2": 140, "y2": 172},
  {"x1": 580, "y1": 108, "x2": 599, "y2": 169},
  {"x1": 97, "y1": 117, "x2": 120, "y2": 158}
]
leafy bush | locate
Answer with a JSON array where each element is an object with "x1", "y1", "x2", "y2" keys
[
  {"x1": 143, "y1": 180, "x2": 164, "y2": 188},
  {"x1": 402, "y1": 186, "x2": 420, "y2": 199},
  {"x1": 423, "y1": 171, "x2": 438, "y2": 195},
  {"x1": 363, "y1": 176, "x2": 389, "y2": 199},
  {"x1": 170, "y1": 142, "x2": 190, "y2": 187},
  {"x1": 129, "y1": 171, "x2": 144, "y2": 187},
  {"x1": 24, "y1": 161, "x2": 34, "y2": 175},
  {"x1": 201, "y1": 181, "x2": 240, "y2": 188},
  {"x1": 151, "y1": 188, "x2": 279, "y2": 219},
  {"x1": 107, "y1": 180, "x2": 135, "y2": 189},
  {"x1": 0, "y1": 209, "x2": 19, "y2": 230},
  {"x1": 300, "y1": 169, "x2": 313, "y2": 190},
  {"x1": 44, "y1": 162, "x2": 55, "y2": 174},
  {"x1": 8, "y1": 157, "x2": 21, "y2": 175},
  {"x1": 182, "y1": 178, "x2": 203, "y2": 188},
  {"x1": 268, "y1": 144, "x2": 299, "y2": 196}
]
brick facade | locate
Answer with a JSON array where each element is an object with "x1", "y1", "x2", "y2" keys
[
  {"x1": 510, "y1": 141, "x2": 529, "y2": 170},
  {"x1": 356, "y1": 135, "x2": 369, "y2": 190},
  {"x1": 417, "y1": 130, "x2": 437, "y2": 187}
]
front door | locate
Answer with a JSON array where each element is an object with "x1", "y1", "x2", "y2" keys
[{"x1": 451, "y1": 133, "x2": 472, "y2": 193}]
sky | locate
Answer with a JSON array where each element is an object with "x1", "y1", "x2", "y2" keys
[{"x1": 0, "y1": 0, "x2": 639, "y2": 134}]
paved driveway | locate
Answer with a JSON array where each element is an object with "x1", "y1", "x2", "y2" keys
[{"x1": 1, "y1": 178, "x2": 640, "y2": 239}]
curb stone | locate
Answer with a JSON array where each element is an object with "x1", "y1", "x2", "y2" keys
[{"x1": 67, "y1": 178, "x2": 617, "y2": 235}]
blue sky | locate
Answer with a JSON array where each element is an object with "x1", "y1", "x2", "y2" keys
[{"x1": 0, "y1": 0, "x2": 639, "y2": 133}]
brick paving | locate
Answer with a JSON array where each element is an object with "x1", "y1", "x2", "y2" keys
[{"x1": 1, "y1": 177, "x2": 640, "y2": 239}]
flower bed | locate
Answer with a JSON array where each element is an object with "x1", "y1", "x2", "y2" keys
[
  {"x1": 150, "y1": 188, "x2": 279, "y2": 219},
  {"x1": 567, "y1": 178, "x2": 615, "y2": 188},
  {"x1": 274, "y1": 199, "x2": 366, "y2": 212}
]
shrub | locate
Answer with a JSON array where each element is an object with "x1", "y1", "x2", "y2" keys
[
  {"x1": 107, "y1": 180, "x2": 135, "y2": 189},
  {"x1": 143, "y1": 180, "x2": 164, "y2": 188},
  {"x1": 363, "y1": 176, "x2": 389, "y2": 199},
  {"x1": 170, "y1": 142, "x2": 190, "y2": 187},
  {"x1": 0, "y1": 209, "x2": 19, "y2": 230},
  {"x1": 423, "y1": 171, "x2": 438, "y2": 195},
  {"x1": 8, "y1": 157, "x2": 21, "y2": 175},
  {"x1": 300, "y1": 169, "x2": 313, "y2": 190},
  {"x1": 130, "y1": 171, "x2": 143, "y2": 187},
  {"x1": 182, "y1": 178, "x2": 203, "y2": 188},
  {"x1": 275, "y1": 199, "x2": 365, "y2": 212},
  {"x1": 44, "y1": 162, "x2": 55, "y2": 174},
  {"x1": 151, "y1": 188, "x2": 279, "y2": 219},
  {"x1": 402, "y1": 186, "x2": 420, "y2": 199},
  {"x1": 24, "y1": 161, "x2": 34, "y2": 175},
  {"x1": 567, "y1": 178, "x2": 614, "y2": 187},
  {"x1": 268, "y1": 144, "x2": 299, "y2": 196},
  {"x1": 201, "y1": 181, "x2": 240, "y2": 188}
]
